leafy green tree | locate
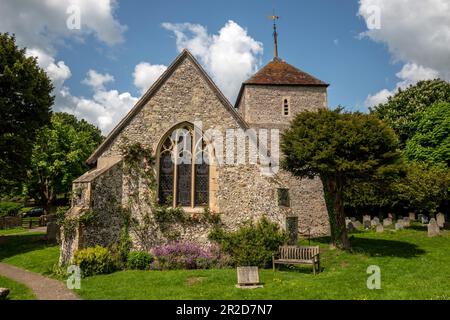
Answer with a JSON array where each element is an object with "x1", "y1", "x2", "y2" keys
[
  {"x1": 0, "y1": 33, "x2": 54, "y2": 193},
  {"x1": 27, "y1": 113, "x2": 103, "y2": 213},
  {"x1": 282, "y1": 109, "x2": 400, "y2": 249},
  {"x1": 372, "y1": 79, "x2": 450, "y2": 146},
  {"x1": 404, "y1": 102, "x2": 450, "y2": 166},
  {"x1": 392, "y1": 163, "x2": 450, "y2": 214}
]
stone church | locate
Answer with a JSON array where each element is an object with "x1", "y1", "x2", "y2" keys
[{"x1": 60, "y1": 38, "x2": 331, "y2": 263}]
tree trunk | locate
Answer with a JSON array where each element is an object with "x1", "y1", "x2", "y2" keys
[{"x1": 321, "y1": 175, "x2": 351, "y2": 250}]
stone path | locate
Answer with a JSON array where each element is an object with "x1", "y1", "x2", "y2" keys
[{"x1": 0, "y1": 263, "x2": 80, "y2": 300}]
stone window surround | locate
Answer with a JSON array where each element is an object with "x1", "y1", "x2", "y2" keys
[{"x1": 156, "y1": 122, "x2": 214, "y2": 212}]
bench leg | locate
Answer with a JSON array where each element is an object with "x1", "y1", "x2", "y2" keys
[
  {"x1": 273, "y1": 260, "x2": 275, "y2": 272},
  {"x1": 312, "y1": 263, "x2": 316, "y2": 275}
]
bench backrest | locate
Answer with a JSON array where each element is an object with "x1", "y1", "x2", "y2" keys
[{"x1": 278, "y1": 246, "x2": 319, "y2": 260}]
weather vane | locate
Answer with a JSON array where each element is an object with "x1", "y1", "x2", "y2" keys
[{"x1": 269, "y1": 10, "x2": 280, "y2": 60}]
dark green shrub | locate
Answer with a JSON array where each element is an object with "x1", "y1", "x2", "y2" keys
[
  {"x1": 209, "y1": 217, "x2": 287, "y2": 268},
  {"x1": 73, "y1": 246, "x2": 115, "y2": 277},
  {"x1": 0, "y1": 202, "x2": 23, "y2": 217},
  {"x1": 127, "y1": 251, "x2": 153, "y2": 270}
]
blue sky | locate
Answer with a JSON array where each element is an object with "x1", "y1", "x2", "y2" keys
[
  {"x1": 1, "y1": 0, "x2": 448, "y2": 133},
  {"x1": 62, "y1": 0, "x2": 396, "y2": 109}
]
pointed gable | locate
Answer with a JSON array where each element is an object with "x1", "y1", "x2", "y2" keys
[{"x1": 86, "y1": 49, "x2": 248, "y2": 165}]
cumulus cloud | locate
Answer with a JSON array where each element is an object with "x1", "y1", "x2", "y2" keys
[
  {"x1": 26, "y1": 48, "x2": 72, "y2": 90},
  {"x1": 0, "y1": 0, "x2": 126, "y2": 51},
  {"x1": 162, "y1": 20, "x2": 263, "y2": 103},
  {"x1": 359, "y1": 0, "x2": 450, "y2": 107},
  {"x1": 82, "y1": 70, "x2": 115, "y2": 90},
  {"x1": 133, "y1": 63, "x2": 167, "y2": 94},
  {"x1": 365, "y1": 63, "x2": 440, "y2": 107}
]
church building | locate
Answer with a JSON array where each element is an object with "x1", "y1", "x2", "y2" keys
[{"x1": 60, "y1": 24, "x2": 331, "y2": 264}]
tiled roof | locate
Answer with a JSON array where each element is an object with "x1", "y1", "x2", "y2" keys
[{"x1": 244, "y1": 58, "x2": 328, "y2": 86}]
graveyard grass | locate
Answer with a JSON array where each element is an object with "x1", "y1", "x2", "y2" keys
[
  {"x1": 0, "y1": 224, "x2": 449, "y2": 300},
  {"x1": 0, "y1": 275, "x2": 36, "y2": 300}
]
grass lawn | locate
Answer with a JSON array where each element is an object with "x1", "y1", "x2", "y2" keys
[
  {"x1": 0, "y1": 275, "x2": 36, "y2": 300},
  {"x1": 0, "y1": 227, "x2": 28, "y2": 236},
  {"x1": 77, "y1": 224, "x2": 450, "y2": 300},
  {"x1": 0, "y1": 223, "x2": 449, "y2": 299},
  {"x1": 0, "y1": 232, "x2": 59, "y2": 275}
]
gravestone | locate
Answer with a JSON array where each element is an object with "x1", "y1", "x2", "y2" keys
[
  {"x1": 409, "y1": 212, "x2": 416, "y2": 221},
  {"x1": 345, "y1": 217, "x2": 351, "y2": 226},
  {"x1": 428, "y1": 218, "x2": 440, "y2": 237},
  {"x1": 236, "y1": 267, "x2": 263, "y2": 289},
  {"x1": 373, "y1": 217, "x2": 380, "y2": 224},
  {"x1": 376, "y1": 225, "x2": 384, "y2": 233},
  {"x1": 436, "y1": 213, "x2": 445, "y2": 228},
  {"x1": 388, "y1": 213, "x2": 396, "y2": 220},
  {"x1": 403, "y1": 217, "x2": 411, "y2": 226},
  {"x1": 383, "y1": 218, "x2": 392, "y2": 227},
  {"x1": 350, "y1": 217, "x2": 357, "y2": 222},
  {"x1": 0, "y1": 288, "x2": 9, "y2": 300},
  {"x1": 364, "y1": 220, "x2": 371, "y2": 230},
  {"x1": 363, "y1": 215, "x2": 371, "y2": 223},
  {"x1": 353, "y1": 221, "x2": 362, "y2": 229},
  {"x1": 395, "y1": 221, "x2": 404, "y2": 230},
  {"x1": 347, "y1": 222, "x2": 356, "y2": 232},
  {"x1": 371, "y1": 219, "x2": 379, "y2": 227},
  {"x1": 46, "y1": 221, "x2": 57, "y2": 242}
]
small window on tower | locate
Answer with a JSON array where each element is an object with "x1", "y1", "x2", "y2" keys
[{"x1": 283, "y1": 99, "x2": 289, "y2": 116}]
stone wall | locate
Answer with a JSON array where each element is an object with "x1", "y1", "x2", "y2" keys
[{"x1": 237, "y1": 84, "x2": 327, "y2": 129}]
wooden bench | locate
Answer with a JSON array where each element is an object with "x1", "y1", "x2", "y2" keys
[{"x1": 272, "y1": 246, "x2": 321, "y2": 274}]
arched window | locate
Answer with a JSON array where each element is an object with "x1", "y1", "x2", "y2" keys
[
  {"x1": 158, "y1": 124, "x2": 209, "y2": 208},
  {"x1": 283, "y1": 98, "x2": 290, "y2": 116}
]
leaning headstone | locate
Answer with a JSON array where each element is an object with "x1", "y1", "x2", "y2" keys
[
  {"x1": 353, "y1": 221, "x2": 362, "y2": 229},
  {"x1": 383, "y1": 218, "x2": 392, "y2": 227},
  {"x1": 236, "y1": 267, "x2": 263, "y2": 289},
  {"x1": 376, "y1": 225, "x2": 384, "y2": 233},
  {"x1": 371, "y1": 219, "x2": 379, "y2": 227},
  {"x1": 436, "y1": 213, "x2": 445, "y2": 228},
  {"x1": 409, "y1": 212, "x2": 416, "y2": 221},
  {"x1": 347, "y1": 222, "x2": 356, "y2": 232},
  {"x1": 46, "y1": 221, "x2": 57, "y2": 242},
  {"x1": 364, "y1": 220, "x2": 371, "y2": 230},
  {"x1": 0, "y1": 288, "x2": 9, "y2": 300},
  {"x1": 395, "y1": 221, "x2": 404, "y2": 230},
  {"x1": 428, "y1": 218, "x2": 440, "y2": 237},
  {"x1": 363, "y1": 215, "x2": 371, "y2": 223}
]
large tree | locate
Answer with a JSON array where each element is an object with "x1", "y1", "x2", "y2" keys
[
  {"x1": 0, "y1": 33, "x2": 54, "y2": 193},
  {"x1": 404, "y1": 102, "x2": 450, "y2": 166},
  {"x1": 282, "y1": 109, "x2": 401, "y2": 249},
  {"x1": 372, "y1": 79, "x2": 450, "y2": 146},
  {"x1": 26, "y1": 113, "x2": 103, "y2": 213}
]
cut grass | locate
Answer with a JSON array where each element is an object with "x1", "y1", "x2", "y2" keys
[
  {"x1": 77, "y1": 225, "x2": 450, "y2": 300},
  {"x1": 0, "y1": 275, "x2": 36, "y2": 300},
  {"x1": 0, "y1": 227, "x2": 28, "y2": 236},
  {"x1": 0, "y1": 233, "x2": 59, "y2": 275},
  {"x1": 0, "y1": 223, "x2": 449, "y2": 300}
]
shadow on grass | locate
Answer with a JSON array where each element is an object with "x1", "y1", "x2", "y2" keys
[
  {"x1": 306, "y1": 236, "x2": 426, "y2": 258},
  {"x1": 0, "y1": 233, "x2": 52, "y2": 261}
]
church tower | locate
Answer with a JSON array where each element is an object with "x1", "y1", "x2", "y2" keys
[{"x1": 235, "y1": 15, "x2": 329, "y2": 131}]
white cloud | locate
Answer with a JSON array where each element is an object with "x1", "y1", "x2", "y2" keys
[
  {"x1": 359, "y1": 0, "x2": 450, "y2": 107},
  {"x1": 26, "y1": 48, "x2": 72, "y2": 90},
  {"x1": 162, "y1": 20, "x2": 263, "y2": 103},
  {"x1": 365, "y1": 63, "x2": 440, "y2": 107},
  {"x1": 0, "y1": 0, "x2": 126, "y2": 51},
  {"x1": 133, "y1": 63, "x2": 167, "y2": 94},
  {"x1": 82, "y1": 70, "x2": 115, "y2": 90}
]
